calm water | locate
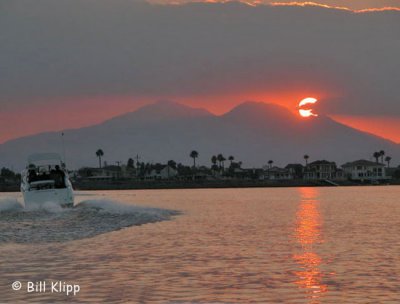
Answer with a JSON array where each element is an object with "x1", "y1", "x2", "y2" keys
[{"x1": 0, "y1": 186, "x2": 399, "y2": 303}]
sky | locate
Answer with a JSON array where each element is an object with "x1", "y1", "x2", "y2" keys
[{"x1": 0, "y1": 0, "x2": 399, "y2": 143}]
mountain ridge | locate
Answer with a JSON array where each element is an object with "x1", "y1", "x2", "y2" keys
[{"x1": 0, "y1": 101, "x2": 398, "y2": 170}]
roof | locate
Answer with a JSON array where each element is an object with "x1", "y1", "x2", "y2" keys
[
  {"x1": 266, "y1": 166, "x2": 291, "y2": 173},
  {"x1": 28, "y1": 153, "x2": 62, "y2": 164},
  {"x1": 342, "y1": 159, "x2": 385, "y2": 167},
  {"x1": 308, "y1": 160, "x2": 336, "y2": 166}
]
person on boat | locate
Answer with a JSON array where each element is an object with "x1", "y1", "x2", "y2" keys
[
  {"x1": 54, "y1": 165, "x2": 66, "y2": 188},
  {"x1": 28, "y1": 164, "x2": 37, "y2": 182}
]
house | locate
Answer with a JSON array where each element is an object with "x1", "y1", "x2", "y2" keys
[
  {"x1": 145, "y1": 165, "x2": 178, "y2": 180},
  {"x1": 261, "y1": 166, "x2": 294, "y2": 180},
  {"x1": 77, "y1": 165, "x2": 130, "y2": 180},
  {"x1": 102, "y1": 165, "x2": 123, "y2": 179},
  {"x1": 120, "y1": 165, "x2": 136, "y2": 178},
  {"x1": 285, "y1": 164, "x2": 304, "y2": 179},
  {"x1": 238, "y1": 168, "x2": 263, "y2": 180},
  {"x1": 304, "y1": 160, "x2": 337, "y2": 180},
  {"x1": 342, "y1": 160, "x2": 387, "y2": 181}
]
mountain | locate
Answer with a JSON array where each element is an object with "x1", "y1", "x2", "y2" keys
[{"x1": 1, "y1": 101, "x2": 399, "y2": 171}]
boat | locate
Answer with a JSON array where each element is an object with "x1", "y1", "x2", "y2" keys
[{"x1": 20, "y1": 153, "x2": 74, "y2": 207}]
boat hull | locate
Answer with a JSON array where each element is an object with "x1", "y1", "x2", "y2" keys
[{"x1": 22, "y1": 188, "x2": 74, "y2": 208}]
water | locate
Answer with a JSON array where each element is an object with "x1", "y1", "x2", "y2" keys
[{"x1": 0, "y1": 186, "x2": 399, "y2": 303}]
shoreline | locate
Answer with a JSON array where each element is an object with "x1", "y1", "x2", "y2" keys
[{"x1": 1, "y1": 179, "x2": 399, "y2": 192}]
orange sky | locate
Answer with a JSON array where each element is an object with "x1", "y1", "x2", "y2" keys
[{"x1": 331, "y1": 115, "x2": 400, "y2": 144}]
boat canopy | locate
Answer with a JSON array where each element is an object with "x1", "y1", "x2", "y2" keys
[{"x1": 27, "y1": 153, "x2": 63, "y2": 165}]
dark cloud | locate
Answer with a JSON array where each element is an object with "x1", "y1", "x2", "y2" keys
[{"x1": 0, "y1": 0, "x2": 399, "y2": 116}]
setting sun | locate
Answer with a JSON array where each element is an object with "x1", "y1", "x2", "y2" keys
[{"x1": 298, "y1": 97, "x2": 318, "y2": 117}]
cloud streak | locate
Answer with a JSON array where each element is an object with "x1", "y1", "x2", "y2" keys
[
  {"x1": 151, "y1": 0, "x2": 400, "y2": 11},
  {"x1": 269, "y1": 2, "x2": 400, "y2": 12}
]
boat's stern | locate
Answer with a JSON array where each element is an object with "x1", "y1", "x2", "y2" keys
[{"x1": 22, "y1": 187, "x2": 74, "y2": 207}]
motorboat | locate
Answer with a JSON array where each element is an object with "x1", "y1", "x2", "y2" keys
[{"x1": 20, "y1": 153, "x2": 74, "y2": 207}]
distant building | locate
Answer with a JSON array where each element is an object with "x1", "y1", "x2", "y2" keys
[
  {"x1": 102, "y1": 165, "x2": 123, "y2": 179},
  {"x1": 304, "y1": 160, "x2": 337, "y2": 180},
  {"x1": 342, "y1": 160, "x2": 387, "y2": 181},
  {"x1": 285, "y1": 164, "x2": 304, "y2": 179},
  {"x1": 145, "y1": 165, "x2": 178, "y2": 180},
  {"x1": 241, "y1": 168, "x2": 263, "y2": 180},
  {"x1": 261, "y1": 166, "x2": 294, "y2": 180},
  {"x1": 77, "y1": 165, "x2": 135, "y2": 180}
]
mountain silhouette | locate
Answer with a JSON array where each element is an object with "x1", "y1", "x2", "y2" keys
[{"x1": 0, "y1": 101, "x2": 398, "y2": 170}]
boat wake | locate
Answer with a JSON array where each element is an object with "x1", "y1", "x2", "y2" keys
[{"x1": 0, "y1": 198, "x2": 179, "y2": 244}]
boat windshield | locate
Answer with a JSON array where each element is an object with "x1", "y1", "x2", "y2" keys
[{"x1": 27, "y1": 164, "x2": 66, "y2": 189}]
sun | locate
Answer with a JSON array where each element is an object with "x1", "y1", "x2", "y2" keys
[{"x1": 298, "y1": 97, "x2": 318, "y2": 118}]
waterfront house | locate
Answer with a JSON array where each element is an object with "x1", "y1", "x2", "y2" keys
[
  {"x1": 342, "y1": 160, "x2": 387, "y2": 181},
  {"x1": 303, "y1": 160, "x2": 337, "y2": 180},
  {"x1": 145, "y1": 165, "x2": 178, "y2": 180},
  {"x1": 261, "y1": 166, "x2": 294, "y2": 180},
  {"x1": 285, "y1": 164, "x2": 304, "y2": 179}
]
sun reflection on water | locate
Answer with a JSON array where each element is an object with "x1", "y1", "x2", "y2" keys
[{"x1": 293, "y1": 187, "x2": 328, "y2": 302}]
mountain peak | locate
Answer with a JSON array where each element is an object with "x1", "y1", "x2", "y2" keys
[
  {"x1": 103, "y1": 100, "x2": 213, "y2": 126},
  {"x1": 222, "y1": 101, "x2": 297, "y2": 124},
  {"x1": 134, "y1": 100, "x2": 213, "y2": 120}
]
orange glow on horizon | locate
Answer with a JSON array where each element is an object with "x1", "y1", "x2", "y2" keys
[
  {"x1": 331, "y1": 115, "x2": 400, "y2": 144},
  {"x1": 182, "y1": 90, "x2": 327, "y2": 116}
]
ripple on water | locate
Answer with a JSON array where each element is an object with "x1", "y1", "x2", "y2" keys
[{"x1": 0, "y1": 198, "x2": 180, "y2": 243}]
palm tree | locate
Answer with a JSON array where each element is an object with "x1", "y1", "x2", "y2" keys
[
  {"x1": 167, "y1": 160, "x2": 177, "y2": 169},
  {"x1": 379, "y1": 150, "x2": 385, "y2": 163},
  {"x1": 127, "y1": 158, "x2": 134, "y2": 168},
  {"x1": 190, "y1": 150, "x2": 199, "y2": 168},
  {"x1": 228, "y1": 156, "x2": 234, "y2": 166},
  {"x1": 167, "y1": 160, "x2": 176, "y2": 179},
  {"x1": 217, "y1": 154, "x2": 226, "y2": 170},
  {"x1": 96, "y1": 149, "x2": 104, "y2": 168},
  {"x1": 268, "y1": 160, "x2": 273, "y2": 168},
  {"x1": 304, "y1": 154, "x2": 309, "y2": 166},
  {"x1": 211, "y1": 155, "x2": 217, "y2": 167},
  {"x1": 211, "y1": 155, "x2": 218, "y2": 175},
  {"x1": 221, "y1": 156, "x2": 226, "y2": 169},
  {"x1": 373, "y1": 151, "x2": 380, "y2": 163},
  {"x1": 385, "y1": 156, "x2": 392, "y2": 168}
]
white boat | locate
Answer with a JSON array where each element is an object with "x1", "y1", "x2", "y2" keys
[{"x1": 20, "y1": 153, "x2": 74, "y2": 207}]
